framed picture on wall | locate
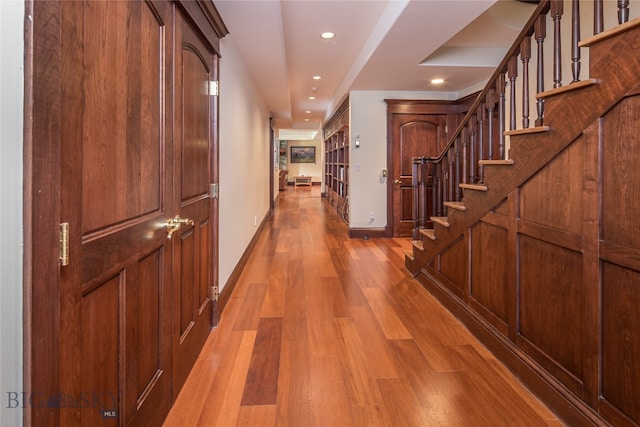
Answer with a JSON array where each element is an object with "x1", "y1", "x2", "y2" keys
[{"x1": 290, "y1": 146, "x2": 316, "y2": 163}]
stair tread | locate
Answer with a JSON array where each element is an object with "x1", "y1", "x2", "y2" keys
[
  {"x1": 419, "y1": 229, "x2": 436, "y2": 241},
  {"x1": 411, "y1": 240, "x2": 424, "y2": 251},
  {"x1": 580, "y1": 18, "x2": 640, "y2": 47},
  {"x1": 479, "y1": 159, "x2": 515, "y2": 165},
  {"x1": 504, "y1": 126, "x2": 549, "y2": 136},
  {"x1": 403, "y1": 249, "x2": 415, "y2": 261},
  {"x1": 460, "y1": 183, "x2": 488, "y2": 191},
  {"x1": 536, "y1": 78, "x2": 598, "y2": 99},
  {"x1": 443, "y1": 201, "x2": 467, "y2": 211},
  {"x1": 430, "y1": 216, "x2": 450, "y2": 227}
]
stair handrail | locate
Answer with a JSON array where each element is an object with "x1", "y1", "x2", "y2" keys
[{"x1": 414, "y1": 0, "x2": 551, "y2": 166}]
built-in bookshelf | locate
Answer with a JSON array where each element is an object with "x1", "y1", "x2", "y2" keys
[{"x1": 322, "y1": 97, "x2": 349, "y2": 221}]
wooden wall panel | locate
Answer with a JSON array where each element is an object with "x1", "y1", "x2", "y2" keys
[
  {"x1": 518, "y1": 236, "x2": 583, "y2": 393},
  {"x1": 602, "y1": 95, "x2": 640, "y2": 250},
  {"x1": 438, "y1": 235, "x2": 468, "y2": 298},
  {"x1": 520, "y1": 138, "x2": 583, "y2": 235},
  {"x1": 601, "y1": 262, "x2": 640, "y2": 425},
  {"x1": 470, "y1": 222, "x2": 508, "y2": 329}
]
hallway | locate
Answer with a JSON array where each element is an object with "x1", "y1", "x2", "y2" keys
[{"x1": 163, "y1": 185, "x2": 562, "y2": 426}]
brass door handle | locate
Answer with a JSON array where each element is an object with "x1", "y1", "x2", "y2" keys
[
  {"x1": 165, "y1": 215, "x2": 194, "y2": 239},
  {"x1": 393, "y1": 179, "x2": 402, "y2": 184}
]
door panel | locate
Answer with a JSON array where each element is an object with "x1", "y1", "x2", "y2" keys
[
  {"x1": 392, "y1": 114, "x2": 446, "y2": 236},
  {"x1": 171, "y1": 12, "x2": 214, "y2": 397}
]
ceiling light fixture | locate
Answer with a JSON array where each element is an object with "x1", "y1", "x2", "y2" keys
[
  {"x1": 305, "y1": 111, "x2": 311, "y2": 114},
  {"x1": 308, "y1": 96, "x2": 316, "y2": 100},
  {"x1": 320, "y1": 32, "x2": 335, "y2": 39},
  {"x1": 312, "y1": 75, "x2": 322, "y2": 80},
  {"x1": 431, "y1": 78, "x2": 445, "y2": 85}
]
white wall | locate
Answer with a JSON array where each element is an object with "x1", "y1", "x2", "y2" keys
[
  {"x1": 283, "y1": 139, "x2": 323, "y2": 183},
  {"x1": 218, "y1": 35, "x2": 272, "y2": 291},
  {"x1": 348, "y1": 90, "x2": 458, "y2": 229},
  {"x1": 0, "y1": 1, "x2": 24, "y2": 426}
]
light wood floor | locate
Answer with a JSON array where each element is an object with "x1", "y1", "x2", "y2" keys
[{"x1": 163, "y1": 185, "x2": 563, "y2": 426}]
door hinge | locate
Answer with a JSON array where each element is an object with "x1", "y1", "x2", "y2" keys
[
  {"x1": 210, "y1": 286, "x2": 219, "y2": 302},
  {"x1": 59, "y1": 223, "x2": 69, "y2": 266},
  {"x1": 210, "y1": 183, "x2": 219, "y2": 199},
  {"x1": 210, "y1": 81, "x2": 219, "y2": 96}
]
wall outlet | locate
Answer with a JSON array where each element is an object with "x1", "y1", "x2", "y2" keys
[{"x1": 369, "y1": 212, "x2": 375, "y2": 222}]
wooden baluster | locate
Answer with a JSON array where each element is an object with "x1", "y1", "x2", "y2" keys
[
  {"x1": 572, "y1": 0, "x2": 581, "y2": 82},
  {"x1": 447, "y1": 148, "x2": 455, "y2": 205},
  {"x1": 619, "y1": 0, "x2": 629, "y2": 24},
  {"x1": 432, "y1": 162, "x2": 439, "y2": 219},
  {"x1": 535, "y1": 15, "x2": 546, "y2": 127},
  {"x1": 417, "y1": 160, "x2": 426, "y2": 232},
  {"x1": 435, "y1": 162, "x2": 443, "y2": 217},
  {"x1": 594, "y1": 0, "x2": 603, "y2": 34},
  {"x1": 552, "y1": 0, "x2": 564, "y2": 88},
  {"x1": 412, "y1": 159, "x2": 419, "y2": 237},
  {"x1": 508, "y1": 56, "x2": 518, "y2": 131},
  {"x1": 498, "y1": 73, "x2": 506, "y2": 159},
  {"x1": 462, "y1": 125, "x2": 469, "y2": 185},
  {"x1": 478, "y1": 105, "x2": 485, "y2": 183},
  {"x1": 454, "y1": 137, "x2": 461, "y2": 201},
  {"x1": 486, "y1": 88, "x2": 495, "y2": 161},
  {"x1": 521, "y1": 36, "x2": 531, "y2": 129},
  {"x1": 469, "y1": 117, "x2": 477, "y2": 184}
]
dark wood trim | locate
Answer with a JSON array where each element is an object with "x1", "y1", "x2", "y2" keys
[
  {"x1": 384, "y1": 99, "x2": 460, "y2": 115},
  {"x1": 218, "y1": 214, "x2": 270, "y2": 315},
  {"x1": 517, "y1": 219, "x2": 583, "y2": 252},
  {"x1": 26, "y1": 1, "x2": 63, "y2": 424},
  {"x1": 414, "y1": 268, "x2": 607, "y2": 427},
  {"x1": 348, "y1": 227, "x2": 390, "y2": 239},
  {"x1": 174, "y1": 0, "x2": 228, "y2": 54}
]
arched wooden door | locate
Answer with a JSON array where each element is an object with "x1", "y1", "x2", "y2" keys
[{"x1": 390, "y1": 114, "x2": 447, "y2": 237}]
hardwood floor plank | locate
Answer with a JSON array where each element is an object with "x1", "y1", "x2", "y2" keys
[
  {"x1": 235, "y1": 405, "x2": 276, "y2": 427},
  {"x1": 164, "y1": 187, "x2": 562, "y2": 426},
  {"x1": 232, "y1": 283, "x2": 268, "y2": 331},
  {"x1": 240, "y1": 317, "x2": 283, "y2": 406},
  {"x1": 362, "y1": 287, "x2": 412, "y2": 340}
]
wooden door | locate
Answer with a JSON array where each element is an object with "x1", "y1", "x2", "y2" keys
[
  {"x1": 171, "y1": 10, "x2": 216, "y2": 398},
  {"x1": 27, "y1": 1, "x2": 223, "y2": 425},
  {"x1": 57, "y1": 2, "x2": 174, "y2": 425},
  {"x1": 390, "y1": 114, "x2": 446, "y2": 236}
]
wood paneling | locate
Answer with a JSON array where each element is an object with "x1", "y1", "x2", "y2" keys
[
  {"x1": 520, "y1": 138, "x2": 583, "y2": 234},
  {"x1": 601, "y1": 262, "x2": 640, "y2": 425},
  {"x1": 602, "y1": 95, "x2": 640, "y2": 249},
  {"x1": 471, "y1": 222, "x2": 508, "y2": 328},
  {"x1": 438, "y1": 235, "x2": 468, "y2": 298},
  {"x1": 518, "y1": 236, "x2": 584, "y2": 393}
]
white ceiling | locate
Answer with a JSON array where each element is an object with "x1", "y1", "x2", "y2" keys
[{"x1": 213, "y1": 0, "x2": 537, "y2": 140}]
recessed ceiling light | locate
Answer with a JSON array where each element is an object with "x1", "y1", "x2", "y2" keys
[
  {"x1": 312, "y1": 75, "x2": 322, "y2": 80},
  {"x1": 305, "y1": 111, "x2": 311, "y2": 114},
  {"x1": 320, "y1": 32, "x2": 335, "y2": 39},
  {"x1": 304, "y1": 118, "x2": 310, "y2": 122},
  {"x1": 431, "y1": 78, "x2": 445, "y2": 85},
  {"x1": 308, "y1": 96, "x2": 316, "y2": 100}
]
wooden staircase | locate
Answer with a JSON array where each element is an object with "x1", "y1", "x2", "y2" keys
[
  {"x1": 404, "y1": 4, "x2": 640, "y2": 426},
  {"x1": 407, "y1": 19, "x2": 640, "y2": 273}
]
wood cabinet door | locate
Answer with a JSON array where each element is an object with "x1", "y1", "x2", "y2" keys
[
  {"x1": 391, "y1": 114, "x2": 446, "y2": 237},
  {"x1": 170, "y1": 9, "x2": 216, "y2": 398}
]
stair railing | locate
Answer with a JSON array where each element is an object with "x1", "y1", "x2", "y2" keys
[{"x1": 412, "y1": 0, "x2": 633, "y2": 238}]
